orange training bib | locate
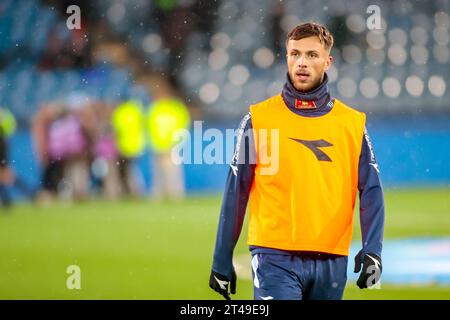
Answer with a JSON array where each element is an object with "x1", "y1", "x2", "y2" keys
[{"x1": 248, "y1": 95, "x2": 366, "y2": 256}]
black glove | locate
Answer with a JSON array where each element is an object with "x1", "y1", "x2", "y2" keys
[
  {"x1": 354, "y1": 250, "x2": 382, "y2": 289},
  {"x1": 209, "y1": 270, "x2": 237, "y2": 300}
]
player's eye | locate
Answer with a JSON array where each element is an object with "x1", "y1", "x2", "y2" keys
[{"x1": 308, "y1": 52, "x2": 318, "y2": 58}]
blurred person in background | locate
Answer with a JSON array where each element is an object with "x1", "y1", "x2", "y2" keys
[
  {"x1": 0, "y1": 107, "x2": 36, "y2": 208},
  {"x1": 112, "y1": 99, "x2": 146, "y2": 197},
  {"x1": 32, "y1": 102, "x2": 65, "y2": 200},
  {"x1": 39, "y1": 0, "x2": 92, "y2": 70},
  {"x1": 269, "y1": 1, "x2": 286, "y2": 59},
  {"x1": 151, "y1": 0, "x2": 220, "y2": 91},
  {"x1": 32, "y1": 94, "x2": 95, "y2": 201},
  {"x1": 38, "y1": 22, "x2": 91, "y2": 71},
  {"x1": 61, "y1": 93, "x2": 96, "y2": 201},
  {"x1": 147, "y1": 96, "x2": 190, "y2": 200},
  {"x1": 90, "y1": 101, "x2": 121, "y2": 199}
]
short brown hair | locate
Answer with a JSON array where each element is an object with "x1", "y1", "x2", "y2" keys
[{"x1": 286, "y1": 22, "x2": 334, "y2": 51}]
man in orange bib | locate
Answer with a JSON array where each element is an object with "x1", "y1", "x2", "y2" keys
[{"x1": 210, "y1": 22, "x2": 385, "y2": 300}]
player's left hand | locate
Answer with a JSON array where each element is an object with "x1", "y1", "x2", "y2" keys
[
  {"x1": 354, "y1": 250, "x2": 382, "y2": 289},
  {"x1": 209, "y1": 270, "x2": 237, "y2": 300}
]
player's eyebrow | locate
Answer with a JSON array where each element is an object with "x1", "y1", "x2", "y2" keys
[{"x1": 289, "y1": 48, "x2": 320, "y2": 55}]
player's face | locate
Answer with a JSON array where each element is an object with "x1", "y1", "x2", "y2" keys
[{"x1": 286, "y1": 36, "x2": 333, "y2": 92}]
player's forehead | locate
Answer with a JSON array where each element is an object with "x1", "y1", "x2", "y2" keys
[{"x1": 286, "y1": 36, "x2": 326, "y2": 52}]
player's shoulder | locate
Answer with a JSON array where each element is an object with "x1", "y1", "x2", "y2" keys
[
  {"x1": 334, "y1": 98, "x2": 366, "y2": 118},
  {"x1": 237, "y1": 112, "x2": 252, "y2": 129},
  {"x1": 250, "y1": 94, "x2": 283, "y2": 111}
]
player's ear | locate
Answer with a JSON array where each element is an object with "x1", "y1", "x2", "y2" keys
[{"x1": 324, "y1": 55, "x2": 333, "y2": 71}]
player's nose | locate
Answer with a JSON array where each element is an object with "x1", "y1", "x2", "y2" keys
[{"x1": 297, "y1": 56, "x2": 306, "y2": 67}]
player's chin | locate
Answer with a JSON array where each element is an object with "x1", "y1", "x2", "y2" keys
[{"x1": 293, "y1": 81, "x2": 314, "y2": 92}]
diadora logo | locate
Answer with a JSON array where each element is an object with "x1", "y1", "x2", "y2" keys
[
  {"x1": 289, "y1": 138, "x2": 333, "y2": 162},
  {"x1": 213, "y1": 276, "x2": 229, "y2": 290}
]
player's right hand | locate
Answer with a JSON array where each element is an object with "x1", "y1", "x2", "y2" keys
[{"x1": 209, "y1": 270, "x2": 237, "y2": 300}]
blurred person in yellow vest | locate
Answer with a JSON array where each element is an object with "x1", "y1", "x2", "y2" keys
[
  {"x1": 112, "y1": 99, "x2": 146, "y2": 197},
  {"x1": 147, "y1": 97, "x2": 190, "y2": 200},
  {"x1": 0, "y1": 107, "x2": 36, "y2": 208}
]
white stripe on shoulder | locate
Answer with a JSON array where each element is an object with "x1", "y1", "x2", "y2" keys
[{"x1": 230, "y1": 113, "x2": 251, "y2": 173}]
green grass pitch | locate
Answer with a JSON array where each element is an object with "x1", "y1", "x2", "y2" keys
[{"x1": 0, "y1": 187, "x2": 449, "y2": 299}]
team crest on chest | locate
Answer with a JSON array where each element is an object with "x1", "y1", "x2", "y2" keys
[{"x1": 295, "y1": 99, "x2": 317, "y2": 110}]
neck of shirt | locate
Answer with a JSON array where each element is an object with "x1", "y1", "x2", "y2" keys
[{"x1": 281, "y1": 72, "x2": 333, "y2": 117}]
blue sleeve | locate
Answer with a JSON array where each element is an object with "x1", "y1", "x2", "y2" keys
[
  {"x1": 358, "y1": 128, "x2": 385, "y2": 259},
  {"x1": 212, "y1": 113, "x2": 256, "y2": 279}
]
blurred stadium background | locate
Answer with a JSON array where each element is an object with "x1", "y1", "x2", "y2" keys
[{"x1": 0, "y1": 0, "x2": 449, "y2": 299}]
